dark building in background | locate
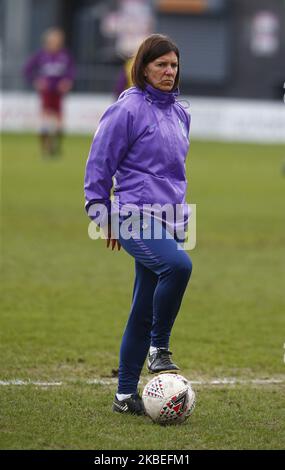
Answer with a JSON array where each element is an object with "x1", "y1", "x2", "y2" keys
[
  {"x1": 156, "y1": 0, "x2": 284, "y2": 100},
  {"x1": 156, "y1": 0, "x2": 232, "y2": 95},
  {"x1": 229, "y1": 0, "x2": 285, "y2": 100},
  {"x1": 1, "y1": 0, "x2": 284, "y2": 100}
]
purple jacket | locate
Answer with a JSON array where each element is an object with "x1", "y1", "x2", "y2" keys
[
  {"x1": 84, "y1": 83, "x2": 191, "y2": 229},
  {"x1": 24, "y1": 49, "x2": 75, "y2": 92}
]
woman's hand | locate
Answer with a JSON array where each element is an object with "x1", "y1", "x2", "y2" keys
[
  {"x1": 102, "y1": 222, "x2": 121, "y2": 251},
  {"x1": 106, "y1": 237, "x2": 121, "y2": 251},
  {"x1": 57, "y1": 78, "x2": 73, "y2": 94},
  {"x1": 34, "y1": 78, "x2": 48, "y2": 92}
]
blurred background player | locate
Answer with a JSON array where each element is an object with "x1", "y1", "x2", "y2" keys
[{"x1": 23, "y1": 28, "x2": 75, "y2": 157}]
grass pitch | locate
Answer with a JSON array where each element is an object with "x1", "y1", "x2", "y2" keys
[{"x1": 0, "y1": 133, "x2": 284, "y2": 449}]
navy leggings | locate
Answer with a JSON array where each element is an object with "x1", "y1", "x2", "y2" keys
[{"x1": 115, "y1": 213, "x2": 192, "y2": 394}]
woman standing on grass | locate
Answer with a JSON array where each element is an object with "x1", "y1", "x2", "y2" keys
[
  {"x1": 24, "y1": 28, "x2": 75, "y2": 156},
  {"x1": 84, "y1": 34, "x2": 192, "y2": 416}
]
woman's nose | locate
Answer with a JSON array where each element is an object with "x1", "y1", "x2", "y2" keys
[{"x1": 165, "y1": 66, "x2": 174, "y2": 75}]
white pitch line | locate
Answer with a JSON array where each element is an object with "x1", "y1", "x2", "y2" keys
[
  {"x1": 0, "y1": 380, "x2": 63, "y2": 387},
  {"x1": 0, "y1": 377, "x2": 283, "y2": 387},
  {"x1": 87, "y1": 378, "x2": 284, "y2": 386}
]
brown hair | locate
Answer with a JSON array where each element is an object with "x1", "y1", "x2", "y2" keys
[{"x1": 131, "y1": 34, "x2": 180, "y2": 91}]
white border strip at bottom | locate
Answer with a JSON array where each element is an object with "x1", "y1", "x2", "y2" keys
[{"x1": 0, "y1": 377, "x2": 283, "y2": 387}]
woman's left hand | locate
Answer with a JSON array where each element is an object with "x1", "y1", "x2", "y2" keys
[
  {"x1": 106, "y1": 237, "x2": 121, "y2": 251},
  {"x1": 103, "y1": 222, "x2": 121, "y2": 251}
]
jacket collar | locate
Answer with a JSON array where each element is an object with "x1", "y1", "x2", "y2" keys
[{"x1": 143, "y1": 83, "x2": 179, "y2": 106}]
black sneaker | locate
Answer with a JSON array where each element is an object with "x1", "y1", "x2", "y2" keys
[
  {"x1": 147, "y1": 348, "x2": 180, "y2": 374},
  {"x1": 112, "y1": 392, "x2": 145, "y2": 416}
]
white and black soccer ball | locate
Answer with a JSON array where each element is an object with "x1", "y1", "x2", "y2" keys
[{"x1": 142, "y1": 373, "x2": 196, "y2": 425}]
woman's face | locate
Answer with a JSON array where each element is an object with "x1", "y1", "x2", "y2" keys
[
  {"x1": 144, "y1": 51, "x2": 178, "y2": 92},
  {"x1": 45, "y1": 31, "x2": 64, "y2": 53}
]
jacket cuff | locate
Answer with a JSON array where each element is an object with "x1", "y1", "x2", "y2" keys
[{"x1": 85, "y1": 199, "x2": 111, "y2": 227}]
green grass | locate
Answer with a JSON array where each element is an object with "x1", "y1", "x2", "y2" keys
[
  {"x1": 0, "y1": 133, "x2": 285, "y2": 449},
  {"x1": 0, "y1": 384, "x2": 284, "y2": 450}
]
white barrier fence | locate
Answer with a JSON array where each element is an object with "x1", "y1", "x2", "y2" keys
[{"x1": 1, "y1": 92, "x2": 285, "y2": 143}]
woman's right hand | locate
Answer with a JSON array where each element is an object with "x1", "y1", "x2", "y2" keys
[{"x1": 34, "y1": 78, "x2": 48, "y2": 92}]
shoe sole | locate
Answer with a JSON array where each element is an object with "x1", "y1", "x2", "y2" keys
[
  {"x1": 147, "y1": 368, "x2": 180, "y2": 375},
  {"x1": 112, "y1": 408, "x2": 145, "y2": 416},
  {"x1": 112, "y1": 402, "x2": 146, "y2": 416}
]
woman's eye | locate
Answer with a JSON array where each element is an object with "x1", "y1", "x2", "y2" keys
[{"x1": 156, "y1": 63, "x2": 178, "y2": 68}]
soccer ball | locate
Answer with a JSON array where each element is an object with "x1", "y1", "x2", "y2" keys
[{"x1": 142, "y1": 373, "x2": 196, "y2": 425}]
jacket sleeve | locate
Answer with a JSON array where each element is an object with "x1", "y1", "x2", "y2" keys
[
  {"x1": 182, "y1": 107, "x2": 191, "y2": 137},
  {"x1": 63, "y1": 52, "x2": 76, "y2": 83},
  {"x1": 177, "y1": 102, "x2": 191, "y2": 137},
  {"x1": 185, "y1": 110, "x2": 191, "y2": 137},
  {"x1": 84, "y1": 101, "x2": 133, "y2": 225},
  {"x1": 23, "y1": 52, "x2": 40, "y2": 83}
]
